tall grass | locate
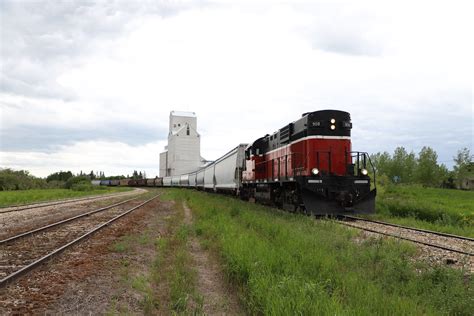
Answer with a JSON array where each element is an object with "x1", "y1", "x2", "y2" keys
[
  {"x1": 0, "y1": 187, "x2": 131, "y2": 207},
  {"x1": 164, "y1": 189, "x2": 473, "y2": 315},
  {"x1": 374, "y1": 184, "x2": 474, "y2": 237}
]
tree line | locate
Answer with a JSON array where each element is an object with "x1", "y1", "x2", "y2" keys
[
  {"x1": 1, "y1": 147, "x2": 471, "y2": 191},
  {"x1": 0, "y1": 169, "x2": 148, "y2": 191},
  {"x1": 370, "y1": 147, "x2": 472, "y2": 188}
]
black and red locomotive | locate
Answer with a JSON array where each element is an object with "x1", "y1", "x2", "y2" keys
[{"x1": 241, "y1": 110, "x2": 376, "y2": 215}]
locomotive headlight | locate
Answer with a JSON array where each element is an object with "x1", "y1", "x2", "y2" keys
[
  {"x1": 311, "y1": 168, "x2": 319, "y2": 175},
  {"x1": 361, "y1": 168, "x2": 368, "y2": 176},
  {"x1": 330, "y1": 125, "x2": 336, "y2": 130},
  {"x1": 330, "y1": 118, "x2": 336, "y2": 124}
]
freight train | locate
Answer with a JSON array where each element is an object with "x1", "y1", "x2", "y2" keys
[{"x1": 99, "y1": 110, "x2": 376, "y2": 215}]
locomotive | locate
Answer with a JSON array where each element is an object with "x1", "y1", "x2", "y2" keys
[
  {"x1": 241, "y1": 110, "x2": 376, "y2": 215},
  {"x1": 109, "y1": 110, "x2": 376, "y2": 215}
]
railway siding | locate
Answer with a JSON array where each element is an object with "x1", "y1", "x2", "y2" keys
[
  {"x1": 0, "y1": 194, "x2": 159, "y2": 287},
  {"x1": 0, "y1": 190, "x2": 144, "y2": 241},
  {"x1": 0, "y1": 197, "x2": 138, "y2": 244}
]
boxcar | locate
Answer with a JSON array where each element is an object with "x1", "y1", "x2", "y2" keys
[
  {"x1": 136, "y1": 179, "x2": 147, "y2": 186},
  {"x1": 100, "y1": 180, "x2": 111, "y2": 186}
]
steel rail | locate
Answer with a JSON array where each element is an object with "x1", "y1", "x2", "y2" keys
[
  {"x1": 0, "y1": 190, "x2": 140, "y2": 214},
  {"x1": 0, "y1": 197, "x2": 138, "y2": 244},
  {"x1": 0, "y1": 194, "x2": 160, "y2": 288},
  {"x1": 337, "y1": 218, "x2": 473, "y2": 257},
  {"x1": 343, "y1": 215, "x2": 474, "y2": 242}
]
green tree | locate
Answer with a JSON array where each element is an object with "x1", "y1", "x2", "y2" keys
[
  {"x1": 46, "y1": 171, "x2": 73, "y2": 182},
  {"x1": 438, "y1": 164, "x2": 450, "y2": 182},
  {"x1": 390, "y1": 147, "x2": 417, "y2": 183},
  {"x1": 370, "y1": 152, "x2": 392, "y2": 178},
  {"x1": 65, "y1": 175, "x2": 93, "y2": 190},
  {"x1": 453, "y1": 148, "x2": 472, "y2": 176},
  {"x1": 0, "y1": 168, "x2": 48, "y2": 190},
  {"x1": 415, "y1": 146, "x2": 440, "y2": 186}
]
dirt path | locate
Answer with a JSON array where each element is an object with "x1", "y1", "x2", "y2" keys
[{"x1": 183, "y1": 202, "x2": 243, "y2": 315}]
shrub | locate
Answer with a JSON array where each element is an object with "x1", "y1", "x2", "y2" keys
[
  {"x1": 71, "y1": 181, "x2": 94, "y2": 191},
  {"x1": 65, "y1": 176, "x2": 91, "y2": 189},
  {"x1": 0, "y1": 168, "x2": 48, "y2": 190}
]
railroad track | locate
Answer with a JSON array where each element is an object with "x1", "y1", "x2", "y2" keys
[
  {"x1": 338, "y1": 215, "x2": 474, "y2": 257},
  {"x1": 0, "y1": 194, "x2": 160, "y2": 287},
  {"x1": 0, "y1": 189, "x2": 144, "y2": 214}
]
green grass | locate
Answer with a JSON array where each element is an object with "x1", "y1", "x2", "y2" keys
[
  {"x1": 0, "y1": 187, "x2": 132, "y2": 207},
  {"x1": 110, "y1": 223, "x2": 160, "y2": 314},
  {"x1": 163, "y1": 188, "x2": 473, "y2": 315},
  {"x1": 373, "y1": 184, "x2": 474, "y2": 237},
  {"x1": 161, "y1": 197, "x2": 203, "y2": 314}
]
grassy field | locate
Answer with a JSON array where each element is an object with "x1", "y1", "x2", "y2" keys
[
  {"x1": 163, "y1": 188, "x2": 472, "y2": 315},
  {"x1": 0, "y1": 187, "x2": 132, "y2": 207},
  {"x1": 372, "y1": 185, "x2": 474, "y2": 237}
]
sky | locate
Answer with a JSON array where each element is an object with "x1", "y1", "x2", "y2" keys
[{"x1": 0, "y1": 0, "x2": 472, "y2": 178}]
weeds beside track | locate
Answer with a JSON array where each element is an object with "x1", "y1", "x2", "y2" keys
[
  {"x1": 373, "y1": 185, "x2": 474, "y2": 238},
  {"x1": 163, "y1": 188, "x2": 473, "y2": 315}
]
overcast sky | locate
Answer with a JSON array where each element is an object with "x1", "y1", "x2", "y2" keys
[{"x1": 0, "y1": 0, "x2": 472, "y2": 178}]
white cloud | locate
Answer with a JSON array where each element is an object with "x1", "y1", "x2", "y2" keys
[
  {"x1": 0, "y1": 140, "x2": 166, "y2": 177},
  {"x1": 1, "y1": 0, "x2": 472, "y2": 176}
]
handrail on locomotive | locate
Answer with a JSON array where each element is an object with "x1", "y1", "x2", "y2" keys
[{"x1": 254, "y1": 151, "x2": 376, "y2": 185}]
